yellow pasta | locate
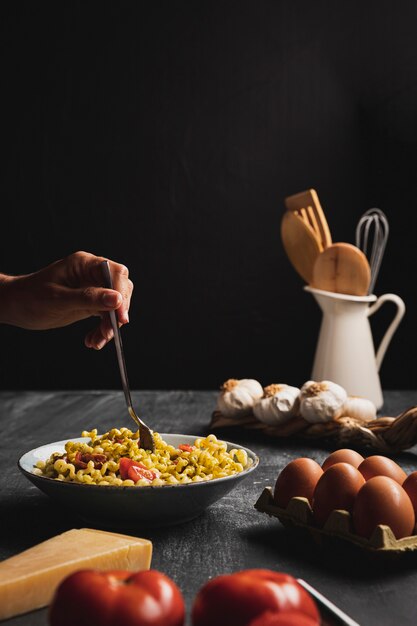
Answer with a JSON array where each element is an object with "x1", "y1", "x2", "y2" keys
[{"x1": 34, "y1": 429, "x2": 252, "y2": 487}]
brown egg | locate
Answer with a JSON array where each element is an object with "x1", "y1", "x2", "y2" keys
[
  {"x1": 312, "y1": 462, "x2": 365, "y2": 527},
  {"x1": 353, "y1": 476, "x2": 415, "y2": 539},
  {"x1": 322, "y1": 449, "x2": 364, "y2": 472},
  {"x1": 402, "y1": 472, "x2": 417, "y2": 521},
  {"x1": 358, "y1": 455, "x2": 407, "y2": 484},
  {"x1": 273, "y1": 458, "x2": 323, "y2": 508}
]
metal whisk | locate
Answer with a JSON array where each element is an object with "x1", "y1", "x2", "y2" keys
[{"x1": 355, "y1": 208, "x2": 389, "y2": 294}]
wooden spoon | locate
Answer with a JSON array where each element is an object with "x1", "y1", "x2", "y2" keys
[
  {"x1": 281, "y1": 210, "x2": 323, "y2": 284},
  {"x1": 285, "y1": 188, "x2": 332, "y2": 250},
  {"x1": 312, "y1": 243, "x2": 371, "y2": 296}
]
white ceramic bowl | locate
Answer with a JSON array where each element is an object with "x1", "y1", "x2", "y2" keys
[{"x1": 18, "y1": 433, "x2": 259, "y2": 527}]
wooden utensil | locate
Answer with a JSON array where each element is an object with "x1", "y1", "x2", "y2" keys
[
  {"x1": 285, "y1": 188, "x2": 332, "y2": 250},
  {"x1": 281, "y1": 210, "x2": 323, "y2": 284},
  {"x1": 312, "y1": 242, "x2": 371, "y2": 296}
]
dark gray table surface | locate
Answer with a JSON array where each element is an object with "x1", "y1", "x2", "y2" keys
[{"x1": 2, "y1": 390, "x2": 417, "y2": 626}]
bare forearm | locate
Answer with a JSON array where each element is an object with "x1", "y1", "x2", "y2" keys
[
  {"x1": 0, "y1": 274, "x2": 18, "y2": 325},
  {"x1": 0, "y1": 273, "x2": 12, "y2": 286},
  {"x1": 0, "y1": 253, "x2": 134, "y2": 349}
]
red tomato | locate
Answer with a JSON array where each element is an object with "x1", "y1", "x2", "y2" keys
[
  {"x1": 49, "y1": 569, "x2": 185, "y2": 626},
  {"x1": 73, "y1": 451, "x2": 107, "y2": 469},
  {"x1": 191, "y1": 570, "x2": 319, "y2": 626},
  {"x1": 128, "y1": 464, "x2": 159, "y2": 483},
  {"x1": 179, "y1": 444, "x2": 194, "y2": 452},
  {"x1": 119, "y1": 458, "x2": 159, "y2": 483},
  {"x1": 119, "y1": 457, "x2": 134, "y2": 480},
  {"x1": 248, "y1": 611, "x2": 319, "y2": 626}
]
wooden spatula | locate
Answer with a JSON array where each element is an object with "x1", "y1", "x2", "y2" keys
[
  {"x1": 312, "y1": 242, "x2": 371, "y2": 296},
  {"x1": 281, "y1": 210, "x2": 323, "y2": 284},
  {"x1": 285, "y1": 189, "x2": 332, "y2": 250}
]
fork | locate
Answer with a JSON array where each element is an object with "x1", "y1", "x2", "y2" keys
[
  {"x1": 285, "y1": 188, "x2": 332, "y2": 250},
  {"x1": 101, "y1": 261, "x2": 155, "y2": 451}
]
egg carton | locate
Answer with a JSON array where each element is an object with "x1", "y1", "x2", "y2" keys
[{"x1": 254, "y1": 487, "x2": 417, "y2": 554}]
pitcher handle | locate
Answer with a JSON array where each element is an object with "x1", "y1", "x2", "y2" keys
[{"x1": 367, "y1": 293, "x2": 406, "y2": 371}]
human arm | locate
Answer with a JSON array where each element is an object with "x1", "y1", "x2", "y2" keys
[{"x1": 0, "y1": 251, "x2": 133, "y2": 350}]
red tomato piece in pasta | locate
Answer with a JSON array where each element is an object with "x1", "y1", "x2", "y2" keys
[{"x1": 119, "y1": 458, "x2": 159, "y2": 482}]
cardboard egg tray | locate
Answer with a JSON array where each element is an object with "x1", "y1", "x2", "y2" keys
[{"x1": 254, "y1": 487, "x2": 417, "y2": 554}]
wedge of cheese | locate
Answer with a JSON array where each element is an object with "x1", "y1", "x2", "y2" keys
[{"x1": 0, "y1": 528, "x2": 152, "y2": 620}]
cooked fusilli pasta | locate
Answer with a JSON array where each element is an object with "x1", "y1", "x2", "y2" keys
[{"x1": 34, "y1": 429, "x2": 252, "y2": 487}]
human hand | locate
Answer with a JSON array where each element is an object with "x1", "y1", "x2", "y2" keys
[{"x1": 0, "y1": 251, "x2": 133, "y2": 350}]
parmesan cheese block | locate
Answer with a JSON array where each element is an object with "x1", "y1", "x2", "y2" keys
[{"x1": 0, "y1": 528, "x2": 152, "y2": 620}]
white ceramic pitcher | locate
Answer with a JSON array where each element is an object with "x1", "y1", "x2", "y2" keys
[{"x1": 305, "y1": 286, "x2": 406, "y2": 409}]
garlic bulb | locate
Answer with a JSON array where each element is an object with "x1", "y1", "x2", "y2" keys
[
  {"x1": 299, "y1": 380, "x2": 347, "y2": 423},
  {"x1": 216, "y1": 379, "x2": 263, "y2": 418},
  {"x1": 253, "y1": 384, "x2": 300, "y2": 426},
  {"x1": 338, "y1": 396, "x2": 376, "y2": 422}
]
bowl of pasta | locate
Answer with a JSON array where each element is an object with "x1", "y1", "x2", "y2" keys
[{"x1": 18, "y1": 429, "x2": 258, "y2": 527}]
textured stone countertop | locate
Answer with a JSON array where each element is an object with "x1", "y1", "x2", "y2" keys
[{"x1": 1, "y1": 390, "x2": 417, "y2": 626}]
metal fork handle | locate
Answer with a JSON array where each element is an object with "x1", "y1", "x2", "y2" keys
[
  {"x1": 100, "y1": 261, "x2": 141, "y2": 429},
  {"x1": 100, "y1": 261, "x2": 154, "y2": 451}
]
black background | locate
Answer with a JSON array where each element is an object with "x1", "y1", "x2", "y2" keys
[{"x1": 1, "y1": 0, "x2": 417, "y2": 391}]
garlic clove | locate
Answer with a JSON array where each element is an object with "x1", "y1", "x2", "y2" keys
[
  {"x1": 299, "y1": 380, "x2": 347, "y2": 423},
  {"x1": 253, "y1": 384, "x2": 300, "y2": 425},
  {"x1": 338, "y1": 396, "x2": 377, "y2": 422},
  {"x1": 216, "y1": 378, "x2": 263, "y2": 418}
]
